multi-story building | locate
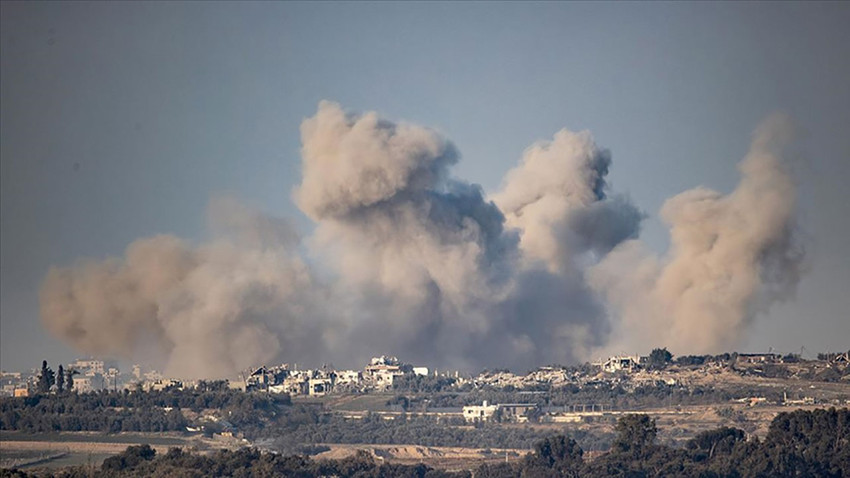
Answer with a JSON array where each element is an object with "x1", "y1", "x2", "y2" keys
[
  {"x1": 364, "y1": 356, "x2": 405, "y2": 390},
  {"x1": 69, "y1": 359, "x2": 105, "y2": 376}
]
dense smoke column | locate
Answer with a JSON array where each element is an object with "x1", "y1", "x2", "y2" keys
[
  {"x1": 294, "y1": 102, "x2": 523, "y2": 369},
  {"x1": 294, "y1": 102, "x2": 636, "y2": 370},
  {"x1": 486, "y1": 127, "x2": 645, "y2": 368},
  {"x1": 588, "y1": 114, "x2": 805, "y2": 355}
]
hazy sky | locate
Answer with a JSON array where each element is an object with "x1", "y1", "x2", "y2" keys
[{"x1": 2, "y1": 2, "x2": 849, "y2": 373}]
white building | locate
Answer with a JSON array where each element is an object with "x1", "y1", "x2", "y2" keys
[
  {"x1": 365, "y1": 357, "x2": 405, "y2": 390},
  {"x1": 462, "y1": 401, "x2": 538, "y2": 423},
  {"x1": 602, "y1": 355, "x2": 643, "y2": 373},
  {"x1": 463, "y1": 401, "x2": 500, "y2": 422}
]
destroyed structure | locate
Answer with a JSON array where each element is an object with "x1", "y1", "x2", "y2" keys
[
  {"x1": 599, "y1": 355, "x2": 646, "y2": 373},
  {"x1": 244, "y1": 356, "x2": 435, "y2": 396}
]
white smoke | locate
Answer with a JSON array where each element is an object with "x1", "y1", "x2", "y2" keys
[
  {"x1": 588, "y1": 114, "x2": 804, "y2": 355},
  {"x1": 39, "y1": 104, "x2": 804, "y2": 377}
]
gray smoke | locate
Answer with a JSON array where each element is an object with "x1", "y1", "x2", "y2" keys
[
  {"x1": 588, "y1": 114, "x2": 804, "y2": 355},
  {"x1": 291, "y1": 102, "x2": 643, "y2": 371},
  {"x1": 40, "y1": 197, "x2": 330, "y2": 378},
  {"x1": 493, "y1": 128, "x2": 643, "y2": 272},
  {"x1": 295, "y1": 101, "x2": 523, "y2": 369},
  {"x1": 40, "y1": 103, "x2": 803, "y2": 377}
]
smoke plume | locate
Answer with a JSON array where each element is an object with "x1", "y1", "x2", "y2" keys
[
  {"x1": 40, "y1": 103, "x2": 804, "y2": 378},
  {"x1": 588, "y1": 114, "x2": 804, "y2": 355},
  {"x1": 493, "y1": 128, "x2": 643, "y2": 272},
  {"x1": 41, "y1": 197, "x2": 330, "y2": 378}
]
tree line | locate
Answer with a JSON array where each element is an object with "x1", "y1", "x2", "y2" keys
[
  {"x1": 0, "y1": 386, "x2": 288, "y2": 436},
  {"x1": 2, "y1": 408, "x2": 848, "y2": 477},
  {"x1": 268, "y1": 413, "x2": 615, "y2": 454}
]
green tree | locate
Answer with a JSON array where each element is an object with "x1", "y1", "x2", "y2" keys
[
  {"x1": 101, "y1": 444, "x2": 157, "y2": 471},
  {"x1": 612, "y1": 414, "x2": 657, "y2": 457},
  {"x1": 66, "y1": 369, "x2": 76, "y2": 392},
  {"x1": 37, "y1": 360, "x2": 55, "y2": 394},
  {"x1": 686, "y1": 426, "x2": 745, "y2": 460},
  {"x1": 524, "y1": 434, "x2": 583, "y2": 477},
  {"x1": 648, "y1": 348, "x2": 673, "y2": 370},
  {"x1": 56, "y1": 365, "x2": 65, "y2": 393},
  {"x1": 475, "y1": 462, "x2": 517, "y2": 478}
]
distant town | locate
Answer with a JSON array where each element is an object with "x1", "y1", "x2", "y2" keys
[{"x1": 4, "y1": 350, "x2": 848, "y2": 419}]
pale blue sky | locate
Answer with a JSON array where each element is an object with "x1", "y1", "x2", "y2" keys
[{"x1": 2, "y1": 2, "x2": 849, "y2": 372}]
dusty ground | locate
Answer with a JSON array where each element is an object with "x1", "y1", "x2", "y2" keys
[{"x1": 314, "y1": 443, "x2": 528, "y2": 471}]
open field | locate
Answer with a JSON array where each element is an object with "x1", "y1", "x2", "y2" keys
[
  {"x1": 0, "y1": 431, "x2": 243, "y2": 470},
  {"x1": 301, "y1": 393, "x2": 399, "y2": 412},
  {"x1": 313, "y1": 443, "x2": 528, "y2": 471},
  {"x1": 0, "y1": 431, "x2": 188, "y2": 446},
  {"x1": 0, "y1": 433, "x2": 180, "y2": 470}
]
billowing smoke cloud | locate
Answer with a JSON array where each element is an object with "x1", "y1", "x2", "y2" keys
[
  {"x1": 292, "y1": 102, "x2": 642, "y2": 371},
  {"x1": 588, "y1": 114, "x2": 804, "y2": 355},
  {"x1": 41, "y1": 197, "x2": 330, "y2": 378},
  {"x1": 295, "y1": 102, "x2": 527, "y2": 369},
  {"x1": 295, "y1": 101, "x2": 511, "y2": 310},
  {"x1": 40, "y1": 103, "x2": 803, "y2": 378},
  {"x1": 493, "y1": 128, "x2": 643, "y2": 272}
]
